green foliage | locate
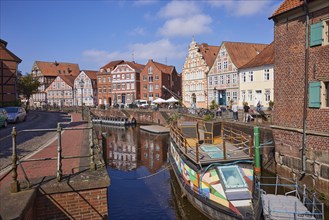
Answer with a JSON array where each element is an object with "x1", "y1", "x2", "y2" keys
[
  {"x1": 17, "y1": 73, "x2": 40, "y2": 100},
  {"x1": 269, "y1": 100, "x2": 274, "y2": 110},
  {"x1": 167, "y1": 113, "x2": 181, "y2": 125},
  {"x1": 209, "y1": 100, "x2": 218, "y2": 110},
  {"x1": 203, "y1": 114, "x2": 214, "y2": 121}
]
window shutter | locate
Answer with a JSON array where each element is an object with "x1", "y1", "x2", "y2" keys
[
  {"x1": 309, "y1": 81, "x2": 321, "y2": 108},
  {"x1": 310, "y1": 22, "x2": 323, "y2": 47}
]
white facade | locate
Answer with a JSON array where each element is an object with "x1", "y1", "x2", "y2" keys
[{"x1": 74, "y1": 71, "x2": 97, "y2": 107}]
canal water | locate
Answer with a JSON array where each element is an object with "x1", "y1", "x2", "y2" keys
[{"x1": 95, "y1": 125, "x2": 209, "y2": 220}]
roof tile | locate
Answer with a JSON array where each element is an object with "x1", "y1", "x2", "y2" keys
[
  {"x1": 240, "y1": 42, "x2": 274, "y2": 69},
  {"x1": 35, "y1": 61, "x2": 80, "y2": 76}
]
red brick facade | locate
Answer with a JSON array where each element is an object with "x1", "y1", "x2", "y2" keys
[
  {"x1": 35, "y1": 188, "x2": 108, "y2": 219},
  {"x1": 271, "y1": 0, "x2": 329, "y2": 199}
]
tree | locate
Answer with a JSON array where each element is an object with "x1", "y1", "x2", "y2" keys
[{"x1": 16, "y1": 73, "x2": 40, "y2": 109}]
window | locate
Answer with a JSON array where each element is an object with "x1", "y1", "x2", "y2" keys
[
  {"x1": 232, "y1": 73, "x2": 237, "y2": 84},
  {"x1": 248, "y1": 71, "x2": 254, "y2": 82},
  {"x1": 108, "y1": 87, "x2": 111, "y2": 93},
  {"x1": 220, "y1": 50, "x2": 226, "y2": 57},
  {"x1": 122, "y1": 84, "x2": 125, "y2": 90},
  {"x1": 143, "y1": 75, "x2": 147, "y2": 81},
  {"x1": 264, "y1": 69, "x2": 270, "y2": 81},
  {"x1": 220, "y1": 75, "x2": 224, "y2": 85},
  {"x1": 131, "y1": 73, "x2": 134, "y2": 79},
  {"x1": 148, "y1": 66, "x2": 152, "y2": 74},
  {"x1": 232, "y1": 91, "x2": 237, "y2": 101},
  {"x1": 226, "y1": 92, "x2": 231, "y2": 103},
  {"x1": 155, "y1": 84, "x2": 159, "y2": 89},
  {"x1": 217, "y1": 166, "x2": 248, "y2": 189},
  {"x1": 113, "y1": 75, "x2": 116, "y2": 80},
  {"x1": 122, "y1": 74, "x2": 125, "y2": 79},
  {"x1": 117, "y1": 74, "x2": 120, "y2": 79},
  {"x1": 310, "y1": 20, "x2": 329, "y2": 47},
  {"x1": 224, "y1": 61, "x2": 228, "y2": 69},
  {"x1": 241, "y1": 90, "x2": 246, "y2": 102},
  {"x1": 126, "y1": 74, "x2": 129, "y2": 79},
  {"x1": 103, "y1": 77, "x2": 106, "y2": 83},
  {"x1": 155, "y1": 93, "x2": 159, "y2": 98},
  {"x1": 127, "y1": 83, "x2": 130, "y2": 90},
  {"x1": 248, "y1": 90, "x2": 253, "y2": 102},
  {"x1": 143, "y1": 84, "x2": 147, "y2": 90},
  {"x1": 143, "y1": 93, "x2": 147, "y2": 98},
  {"x1": 241, "y1": 73, "x2": 246, "y2": 83},
  {"x1": 148, "y1": 75, "x2": 153, "y2": 82},
  {"x1": 217, "y1": 62, "x2": 222, "y2": 71},
  {"x1": 226, "y1": 75, "x2": 231, "y2": 84},
  {"x1": 113, "y1": 84, "x2": 116, "y2": 90},
  {"x1": 103, "y1": 87, "x2": 106, "y2": 93},
  {"x1": 108, "y1": 76, "x2": 111, "y2": 82},
  {"x1": 117, "y1": 84, "x2": 121, "y2": 90},
  {"x1": 209, "y1": 77, "x2": 213, "y2": 86},
  {"x1": 98, "y1": 88, "x2": 102, "y2": 94},
  {"x1": 214, "y1": 76, "x2": 218, "y2": 85},
  {"x1": 309, "y1": 81, "x2": 329, "y2": 108},
  {"x1": 155, "y1": 75, "x2": 159, "y2": 80},
  {"x1": 265, "y1": 89, "x2": 271, "y2": 102},
  {"x1": 98, "y1": 77, "x2": 101, "y2": 83},
  {"x1": 131, "y1": 83, "x2": 135, "y2": 89}
]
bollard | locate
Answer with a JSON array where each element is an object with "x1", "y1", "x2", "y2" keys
[
  {"x1": 11, "y1": 127, "x2": 20, "y2": 193},
  {"x1": 56, "y1": 123, "x2": 62, "y2": 182},
  {"x1": 254, "y1": 126, "x2": 261, "y2": 176},
  {"x1": 89, "y1": 122, "x2": 96, "y2": 171}
]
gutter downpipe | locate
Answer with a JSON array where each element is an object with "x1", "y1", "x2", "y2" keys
[{"x1": 302, "y1": 0, "x2": 309, "y2": 174}]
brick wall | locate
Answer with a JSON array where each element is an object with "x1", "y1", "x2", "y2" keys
[
  {"x1": 272, "y1": 4, "x2": 329, "y2": 202},
  {"x1": 34, "y1": 188, "x2": 108, "y2": 219}
]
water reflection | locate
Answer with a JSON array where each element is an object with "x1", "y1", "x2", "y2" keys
[{"x1": 95, "y1": 125, "x2": 209, "y2": 220}]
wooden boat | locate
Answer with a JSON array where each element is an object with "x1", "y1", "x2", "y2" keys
[
  {"x1": 92, "y1": 116, "x2": 136, "y2": 126},
  {"x1": 168, "y1": 121, "x2": 261, "y2": 219}
]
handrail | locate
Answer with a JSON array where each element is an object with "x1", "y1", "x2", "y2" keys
[{"x1": 6, "y1": 114, "x2": 102, "y2": 193}]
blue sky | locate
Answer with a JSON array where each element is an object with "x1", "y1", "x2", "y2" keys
[{"x1": 1, "y1": 0, "x2": 281, "y2": 74}]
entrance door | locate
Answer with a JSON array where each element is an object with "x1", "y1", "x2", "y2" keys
[
  {"x1": 218, "y1": 90, "x2": 226, "y2": 106},
  {"x1": 122, "y1": 94, "x2": 126, "y2": 104},
  {"x1": 108, "y1": 97, "x2": 112, "y2": 106},
  {"x1": 255, "y1": 90, "x2": 262, "y2": 105}
]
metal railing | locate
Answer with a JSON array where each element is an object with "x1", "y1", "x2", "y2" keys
[
  {"x1": 169, "y1": 122, "x2": 253, "y2": 164},
  {"x1": 257, "y1": 176, "x2": 324, "y2": 220},
  {"x1": 6, "y1": 119, "x2": 103, "y2": 193}
]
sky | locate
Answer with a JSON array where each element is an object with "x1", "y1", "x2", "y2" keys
[{"x1": 1, "y1": 0, "x2": 282, "y2": 75}]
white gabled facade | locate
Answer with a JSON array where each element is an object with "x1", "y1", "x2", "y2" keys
[{"x1": 74, "y1": 71, "x2": 97, "y2": 107}]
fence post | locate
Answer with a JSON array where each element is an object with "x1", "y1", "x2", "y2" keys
[
  {"x1": 89, "y1": 122, "x2": 96, "y2": 171},
  {"x1": 56, "y1": 123, "x2": 62, "y2": 182},
  {"x1": 11, "y1": 127, "x2": 20, "y2": 193}
]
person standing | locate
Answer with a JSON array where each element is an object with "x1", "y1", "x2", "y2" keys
[
  {"x1": 232, "y1": 102, "x2": 238, "y2": 121},
  {"x1": 243, "y1": 103, "x2": 250, "y2": 122}
]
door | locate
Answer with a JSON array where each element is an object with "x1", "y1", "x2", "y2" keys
[
  {"x1": 122, "y1": 94, "x2": 126, "y2": 104},
  {"x1": 218, "y1": 90, "x2": 226, "y2": 106},
  {"x1": 255, "y1": 90, "x2": 262, "y2": 105}
]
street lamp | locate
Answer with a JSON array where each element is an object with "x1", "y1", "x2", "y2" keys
[{"x1": 79, "y1": 78, "x2": 85, "y2": 120}]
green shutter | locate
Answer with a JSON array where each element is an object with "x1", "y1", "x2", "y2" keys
[
  {"x1": 309, "y1": 81, "x2": 321, "y2": 108},
  {"x1": 310, "y1": 22, "x2": 323, "y2": 47}
]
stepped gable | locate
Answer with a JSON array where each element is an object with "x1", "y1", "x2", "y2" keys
[
  {"x1": 224, "y1": 42, "x2": 269, "y2": 68},
  {"x1": 35, "y1": 61, "x2": 80, "y2": 76},
  {"x1": 240, "y1": 42, "x2": 274, "y2": 69},
  {"x1": 199, "y1": 43, "x2": 220, "y2": 67},
  {"x1": 270, "y1": 0, "x2": 304, "y2": 18}
]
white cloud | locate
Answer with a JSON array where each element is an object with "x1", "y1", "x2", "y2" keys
[
  {"x1": 129, "y1": 26, "x2": 147, "y2": 36},
  {"x1": 157, "y1": 1, "x2": 212, "y2": 37},
  {"x1": 158, "y1": 14, "x2": 212, "y2": 37},
  {"x1": 208, "y1": 0, "x2": 277, "y2": 16},
  {"x1": 158, "y1": 1, "x2": 200, "y2": 18},
  {"x1": 82, "y1": 39, "x2": 186, "y2": 68}
]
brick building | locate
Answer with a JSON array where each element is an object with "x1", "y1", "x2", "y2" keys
[
  {"x1": 31, "y1": 61, "x2": 80, "y2": 108},
  {"x1": 140, "y1": 59, "x2": 181, "y2": 102},
  {"x1": 111, "y1": 61, "x2": 145, "y2": 106},
  {"x1": 0, "y1": 39, "x2": 22, "y2": 107},
  {"x1": 269, "y1": 0, "x2": 329, "y2": 198},
  {"x1": 97, "y1": 60, "x2": 124, "y2": 107}
]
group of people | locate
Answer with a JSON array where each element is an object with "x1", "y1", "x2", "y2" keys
[{"x1": 216, "y1": 101, "x2": 261, "y2": 122}]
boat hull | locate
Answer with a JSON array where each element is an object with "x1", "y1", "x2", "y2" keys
[{"x1": 169, "y1": 140, "x2": 261, "y2": 220}]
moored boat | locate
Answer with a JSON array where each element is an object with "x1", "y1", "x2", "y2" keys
[{"x1": 168, "y1": 121, "x2": 261, "y2": 219}]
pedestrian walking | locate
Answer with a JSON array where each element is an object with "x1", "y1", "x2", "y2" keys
[
  {"x1": 243, "y1": 103, "x2": 250, "y2": 122},
  {"x1": 232, "y1": 102, "x2": 238, "y2": 121}
]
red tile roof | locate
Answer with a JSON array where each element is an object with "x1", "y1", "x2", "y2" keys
[
  {"x1": 58, "y1": 75, "x2": 76, "y2": 87},
  {"x1": 34, "y1": 61, "x2": 80, "y2": 76},
  {"x1": 151, "y1": 60, "x2": 175, "y2": 75},
  {"x1": 82, "y1": 70, "x2": 98, "y2": 80},
  {"x1": 0, "y1": 39, "x2": 22, "y2": 63},
  {"x1": 270, "y1": 0, "x2": 304, "y2": 18},
  {"x1": 240, "y1": 42, "x2": 274, "y2": 69},
  {"x1": 199, "y1": 43, "x2": 220, "y2": 67},
  {"x1": 101, "y1": 60, "x2": 124, "y2": 71},
  {"x1": 125, "y1": 61, "x2": 145, "y2": 72},
  {"x1": 223, "y1": 42, "x2": 269, "y2": 68}
]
